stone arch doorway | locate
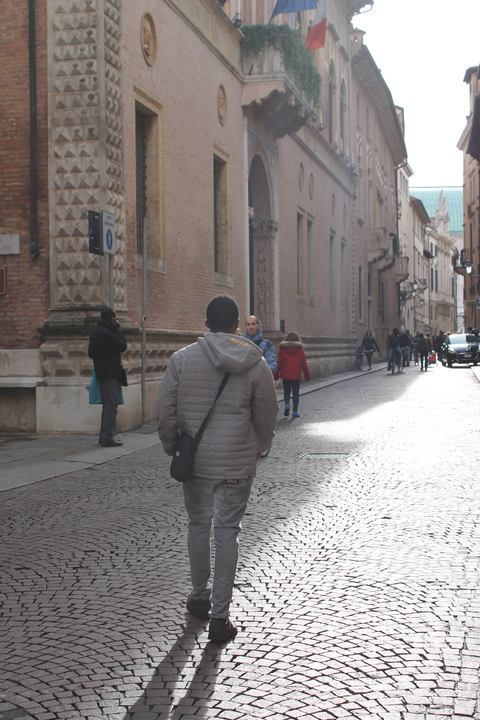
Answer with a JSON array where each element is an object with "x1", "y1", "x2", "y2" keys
[{"x1": 248, "y1": 153, "x2": 276, "y2": 330}]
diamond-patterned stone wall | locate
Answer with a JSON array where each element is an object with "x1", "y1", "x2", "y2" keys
[{"x1": 50, "y1": 0, "x2": 125, "y2": 309}]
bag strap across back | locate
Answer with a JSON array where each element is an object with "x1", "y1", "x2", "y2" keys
[{"x1": 193, "y1": 371, "x2": 230, "y2": 447}]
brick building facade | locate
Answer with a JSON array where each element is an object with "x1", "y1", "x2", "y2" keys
[{"x1": 0, "y1": 0, "x2": 409, "y2": 433}]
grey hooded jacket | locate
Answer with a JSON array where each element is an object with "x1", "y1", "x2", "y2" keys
[{"x1": 156, "y1": 331, "x2": 278, "y2": 480}]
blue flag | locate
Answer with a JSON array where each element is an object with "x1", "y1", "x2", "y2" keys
[{"x1": 271, "y1": 0, "x2": 317, "y2": 17}]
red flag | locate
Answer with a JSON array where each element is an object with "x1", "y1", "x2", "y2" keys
[{"x1": 305, "y1": 0, "x2": 328, "y2": 51}]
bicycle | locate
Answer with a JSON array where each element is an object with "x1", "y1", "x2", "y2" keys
[{"x1": 391, "y1": 347, "x2": 403, "y2": 374}]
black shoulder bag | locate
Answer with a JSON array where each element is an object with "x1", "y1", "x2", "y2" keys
[{"x1": 170, "y1": 372, "x2": 230, "y2": 482}]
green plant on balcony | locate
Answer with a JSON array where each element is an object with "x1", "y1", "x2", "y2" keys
[{"x1": 242, "y1": 24, "x2": 321, "y2": 109}]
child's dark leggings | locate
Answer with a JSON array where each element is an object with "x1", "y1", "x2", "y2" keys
[{"x1": 283, "y1": 379, "x2": 300, "y2": 412}]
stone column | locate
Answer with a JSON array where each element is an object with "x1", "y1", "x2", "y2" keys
[
  {"x1": 252, "y1": 219, "x2": 277, "y2": 332},
  {"x1": 46, "y1": 0, "x2": 125, "y2": 324},
  {"x1": 37, "y1": 0, "x2": 126, "y2": 431}
]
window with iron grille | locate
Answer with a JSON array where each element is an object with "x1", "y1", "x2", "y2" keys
[
  {"x1": 136, "y1": 109, "x2": 147, "y2": 254},
  {"x1": 214, "y1": 153, "x2": 229, "y2": 276},
  {"x1": 307, "y1": 217, "x2": 314, "y2": 301}
]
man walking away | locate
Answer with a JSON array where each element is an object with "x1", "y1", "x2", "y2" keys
[
  {"x1": 416, "y1": 333, "x2": 430, "y2": 371},
  {"x1": 244, "y1": 315, "x2": 277, "y2": 374},
  {"x1": 156, "y1": 295, "x2": 278, "y2": 644},
  {"x1": 88, "y1": 307, "x2": 127, "y2": 447}
]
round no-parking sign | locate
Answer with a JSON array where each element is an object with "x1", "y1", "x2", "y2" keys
[{"x1": 102, "y1": 211, "x2": 116, "y2": 255}]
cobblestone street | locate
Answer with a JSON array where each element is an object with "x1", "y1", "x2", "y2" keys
[{"x1": 2, "y1": 364, "x2": 480, "y2": 720}]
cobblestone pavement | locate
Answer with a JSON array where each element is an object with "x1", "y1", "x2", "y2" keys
[{"x1": 2, "y1": 363, "x2": 480, "y2": 720}]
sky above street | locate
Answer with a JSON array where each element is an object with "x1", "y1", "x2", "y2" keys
[{"x1": 355, "y1": 0, "x2": 480, "y2": 188}]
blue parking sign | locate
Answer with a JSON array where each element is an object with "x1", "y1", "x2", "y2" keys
[{"x1": 102, "y1": 211, "x2": 116, "y2": 255}]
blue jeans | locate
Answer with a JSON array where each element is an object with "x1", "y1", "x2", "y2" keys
[
  {"x1": 283, "y1": 379, "x2": 300, "y2": 412},
  {"x1": 183, "y1": 476, "x2": 253, "y2": 619}
]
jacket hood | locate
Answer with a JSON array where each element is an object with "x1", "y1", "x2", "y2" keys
[
  {"x1": 279, "y1": 340, "x2": 303, "y2": 351},
  {"x1": 243, "y1": 321, "x2": 263, "y2": 346},
  {"x1": 198, "y1": 332, "x2": 263, "y2": 374}
]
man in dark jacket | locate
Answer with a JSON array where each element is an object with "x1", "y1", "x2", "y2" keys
[
  {"x1": 416, "y1": 332, "x2": 430, "y2": 372},
  {"x1": 88, "y1": 307, "x2": 127, "y2": 447}
]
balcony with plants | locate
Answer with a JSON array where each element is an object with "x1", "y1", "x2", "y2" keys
[{"x1": 241, "y1": 24, "x2": 321, "y2": 139}]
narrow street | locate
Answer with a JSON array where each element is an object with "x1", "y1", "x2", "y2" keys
[{"x1": 2, "y1": 363, "x2": 480, "y2": 720}]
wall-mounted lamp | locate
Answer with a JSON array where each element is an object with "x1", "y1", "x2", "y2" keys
[{"x1": 232, "y1": 12, "x2": 243, "y2": 27}]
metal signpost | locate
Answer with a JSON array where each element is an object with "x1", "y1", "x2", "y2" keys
[{"x1": 141, "y1": 217, "x2": 148, "y2": 425}]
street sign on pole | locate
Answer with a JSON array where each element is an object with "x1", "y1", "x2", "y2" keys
[
  {"x1": 476, "y1": 297, "x2": 480, "y2": 312},
  {"x1": 88, "y1": 210, "x2": 103, "y2": 255},
  {"x1": 102, "y1": 211, "x2": 116, "y2": 255}
]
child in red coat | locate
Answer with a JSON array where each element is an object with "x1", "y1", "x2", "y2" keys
[{"x1": 274, "y1": 332, "x2": 310, "y2": 418}]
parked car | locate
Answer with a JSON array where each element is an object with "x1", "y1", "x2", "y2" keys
[{"x1": 441, "y1": 333, "x2": 480, "y2": 367}]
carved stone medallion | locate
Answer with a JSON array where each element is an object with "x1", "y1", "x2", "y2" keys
[
  {"x1": 217, "y1": 85, "x2": 227, "y2": 125},
  {"x1": 141, "y1": 13, "x2": 157, "y2": 66}
]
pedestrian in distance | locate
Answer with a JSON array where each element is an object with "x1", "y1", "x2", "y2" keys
[
  {"x1": 88, "y1": 307, "x2": 127, "y2": 447},
  {"x1": 434, "y1": 330, "x2": 445, "y2": 364},
  {"x1": 416, "y1": 332, "x2": 430, "y2": 371},
  {"x1": 362, "y1": 330, "x2": 380, "y2": 370},
  {"x1": 156, "y1": 295, "x2": 278, "y2": 644},
  {"x1": 404, "y1": 330, "x2": 413, "y2": 365},
  {"x1": 387, "y1": 327, "x2": 400, "y2": 371},
  {"x1": 274, "y1": 332, "x2": 311, "y2": 419},
  {"x1": 354, "y1": 344, "x2": 364, "y2": 371},
  {"x1": 398, "y1": 330, "x2": 411, "y2": 367},
  {"x1": 243, "y1": 315, "x2": 277, "y2": 374}
]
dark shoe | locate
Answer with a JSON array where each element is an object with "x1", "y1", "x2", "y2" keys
[
  {"x1": 284, "y1": 405, "x2": 290, "y2": 417},
  {"x1": 208, "y1": 618, "x2": 238, "y2": 644},
  {"x1": 100, "y1": 438, "x2": 123, "y2": 447},
  {"x1": 186, "y1": 597, "x2": 211, "y2": 621}
]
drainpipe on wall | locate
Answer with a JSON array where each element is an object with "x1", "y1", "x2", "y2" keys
[{"x1": 28, "y1": 0, "x2": 39, "y2": 259}]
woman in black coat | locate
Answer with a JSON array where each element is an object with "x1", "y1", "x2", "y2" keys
[
  {"x1": 362, "y1": 330, "x2": 380, "y2": 370},
  {"x1": 88, "y1": 307, "x2": 127, "y2": 446}
]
